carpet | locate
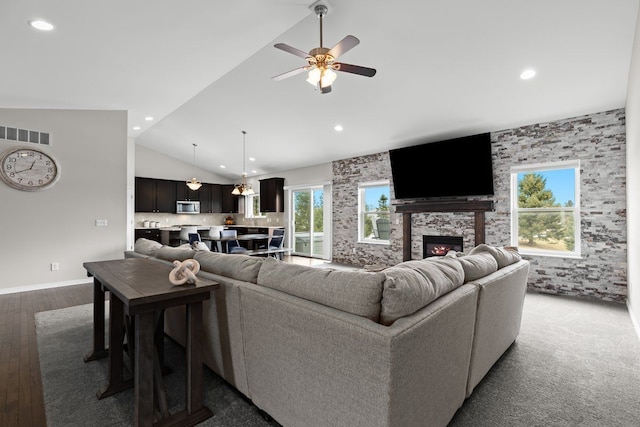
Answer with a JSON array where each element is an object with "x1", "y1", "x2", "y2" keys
[
  {"x1": 35, "y1": 303, "x2": 279, "y2": 427},
  {"x1": 36, "y1": 293, "x2": 640, "y2": 426}
]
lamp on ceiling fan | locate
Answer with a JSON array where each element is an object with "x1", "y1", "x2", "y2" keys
[{"x1": 272, "y1": 4, "x2": 376, "y2": 94}]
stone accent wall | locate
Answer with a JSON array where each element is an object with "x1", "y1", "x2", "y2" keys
[
  {"x1": 332, "y1": 109, "x2": 627, "y2": 302},
  {"x1": 332, "y1": 152, "x2": 403, "y2": 267}
]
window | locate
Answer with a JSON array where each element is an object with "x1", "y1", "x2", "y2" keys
[
  {"x1": 358, "y1": 181, "x2": 391, "y2": 243},
  {"x1": 245, "y1": 194, "x2": 265, "y2": 218},
  {"x1": 510, "y1": 161, "x2": 580, "y2": 257}
]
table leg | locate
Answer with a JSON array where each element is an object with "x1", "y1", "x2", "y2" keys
[
  {"x1": 97, "y1": 295, "x2": 132, "y2": 399},
  {"x1": 84, "y1": 278, "x2": 109, "y2": 362},
  {"x1": 135, "y1": 311, "x2": 155, "y2": 427},
  {"x1": 186, "y1": 302, "x2": 212, "y2": 422}
]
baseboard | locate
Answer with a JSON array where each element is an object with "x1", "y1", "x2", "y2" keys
[
  {"x1": 0, "y1": 279, "x2": 91, "y2": 295},
  {"x1": 628, "y1": 300, "x2": 640, "y2": 343}
]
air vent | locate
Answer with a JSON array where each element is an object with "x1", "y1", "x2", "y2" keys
[{"x1": 0, "y1": 125, "x2": 51, "y2": 145}]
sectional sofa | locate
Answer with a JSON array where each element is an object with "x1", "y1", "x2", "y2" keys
[{"x1": 126, "y1": 239, "x2": 530, "y2": 427}]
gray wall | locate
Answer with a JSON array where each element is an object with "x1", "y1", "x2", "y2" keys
[
  {"x1": 0, "y1": 108, "x2": 127, "y2": 291},
  {"x1": 332, "y1": 109, "x2": 627, "y2": 303},
  {"x1": 626, "y1": 6, "x2": 640, "y2": 332}
]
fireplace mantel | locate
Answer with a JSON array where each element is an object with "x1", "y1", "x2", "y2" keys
[{"x1": 394, "y1": 200, "x2": 494, "y2": 261}]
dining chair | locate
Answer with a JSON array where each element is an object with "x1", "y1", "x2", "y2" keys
[
  {"x1": 220, "y1": 229, "x2": 248, "y2": 254},
  {"x1": 206, "y1": 226, "x2": 225, "y2": 252},
  {"x1": 178, "y1": 226, "x2": 199, "y2": 245},
  {"x1": 268, "y1": 229, "x2": 285, "y2": 259}
]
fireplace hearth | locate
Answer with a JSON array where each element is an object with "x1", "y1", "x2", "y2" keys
[{"x1": 423, "y1": 235, "x2": 463, "y2": 258}]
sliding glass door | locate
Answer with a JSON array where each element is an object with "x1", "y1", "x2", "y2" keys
[{"x1": 292, "y1": 187, "x2": 326, "y2": 258}]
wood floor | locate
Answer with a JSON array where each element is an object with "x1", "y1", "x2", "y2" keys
[
  {"x1": 0, "y1": 255, "x2": 326, "y2": 426},
  {"x1": 0, "y1": 283, "x2": 94, "y2": 427}
]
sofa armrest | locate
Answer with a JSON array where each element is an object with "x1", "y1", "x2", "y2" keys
[{"x1": 465, "y1": 259, "x2": 530, "y2": 396}]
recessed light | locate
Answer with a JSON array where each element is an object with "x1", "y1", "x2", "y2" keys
[
  {"x1": 220, "y1": 165, "x2": 226, "y2": 169},
  {"x1": 520, "y1": 69, "x2": 536, "y2": 80},
  {"x1": 334, "y1": 124, "x2": 344, "y2": 132},
  {"x1": 144, "y1": 116, "x2": 154, "y2": 121},
  {"x1": 249, "y1": 157, "x2": 256, "y2": 162},
  {"x1": 251, "y1": 170, "x2": 257, "y2": 174},
  {"x1": 132, "y1": 126, "x2": 141, "y2": 130},
  {"x1": 28, "y1": 20, "x2": 54, "y2": 31}
]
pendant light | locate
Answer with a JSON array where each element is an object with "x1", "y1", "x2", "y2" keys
[
  {"x1": 231, "y1": 131, "x2": 255, "y2": 196},
  {"x1": 186, "y1": 143, "x2": 202, "y2": 190}
]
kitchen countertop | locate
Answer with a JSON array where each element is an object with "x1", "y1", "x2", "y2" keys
[{"x1": 135, "y1": 225, "x2": 284, "y2": 231}]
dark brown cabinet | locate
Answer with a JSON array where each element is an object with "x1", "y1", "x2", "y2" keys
[
  {"x1": 221, "y1": 185, "x2": 239, "y2": 213},
  {"x1": 135, "y1": 177, "x2": 176, "y2": 213},
  {"x1": 260, "y1": 177, "x2": 285, "y2": 213},
  {"x1": 198, "y1": 183, "x2": 223, "y2": 213},
  {"x1": 135, "y1": 228, "x2": 161, "y2": 243},
  {"x1": 175, "y1": 182, "x2": 200, "y2": 201}
]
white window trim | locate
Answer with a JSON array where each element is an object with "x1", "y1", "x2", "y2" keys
[
  {"x1": 510, "y1": 160, "x2": 581, "y2": 258},
  {"x1": 358, "y1": 180, "x2": 391, "y2": 245},
  {"x1": 244, "y1": 194, "x2": 266, "y2": 218}
]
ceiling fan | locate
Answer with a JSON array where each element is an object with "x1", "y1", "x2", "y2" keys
[{"x1": 272, "y1": 4, "x2": 376, "y2": 94}]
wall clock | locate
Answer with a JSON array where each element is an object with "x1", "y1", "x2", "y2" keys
[{"x1": 0, "y1": 146, "x2": 60, "y2": 191}]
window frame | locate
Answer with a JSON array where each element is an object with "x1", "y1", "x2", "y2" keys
[
  {"x1": 358, "y1": 180, "x2": 391, "y2": 245},
  {"x1": 244, "y1": 194, "x2": 266, "y2": 219},
  {"x1": 510, "y1": 160, "x2": 581, "y2": 258}
]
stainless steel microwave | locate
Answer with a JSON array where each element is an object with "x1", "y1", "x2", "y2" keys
[{"x1": 176, "y1": 200, "x2": 200, "y2": 214}]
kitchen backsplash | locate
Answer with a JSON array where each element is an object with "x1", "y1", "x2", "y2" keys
[{"x1": 134, "y1": 212, "x2": 284, "y2": 228}]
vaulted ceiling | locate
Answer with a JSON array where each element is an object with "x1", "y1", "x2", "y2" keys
[{"x1": 2, "y1": 0, "x2": 638, "y2": 179}]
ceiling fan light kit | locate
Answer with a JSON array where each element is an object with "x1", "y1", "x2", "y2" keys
[{"x1": 273, "y1": 4, "x2": 376, "y2": 94}]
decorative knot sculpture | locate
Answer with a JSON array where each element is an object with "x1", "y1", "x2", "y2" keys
[{"x1": 168, "y1": 259, "x2": 200, "y2": 285}]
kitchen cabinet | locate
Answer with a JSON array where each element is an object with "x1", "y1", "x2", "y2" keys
[
  {"x1": 175, "y1": 181, "x2": 200, "y2": 201},
  {"x1": 135, "y1": 177, "x2": 176, "y2": 213},
  {"x1": 199, "y1": 183, "x2": 223, "y2": 213},
  {"x1": 260, "y1": 177, "x2": 285, "y2": 213},
  {"x1": 135, "y1": 228, "x2": 161, "y2": 243},
  {"x1": 221, "y1": 184, "x2": 239, "y2": 213}
]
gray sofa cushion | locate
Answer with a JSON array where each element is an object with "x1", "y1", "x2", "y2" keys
[
  {"x1": 468, "y1": 244, "x2": 522, "y2": 269},
  {"x1": 134, "y1": 238, "x2": 162, "y2": 257},
  {"x1": 194, "y1": 251, "x2": 263, "y2": 283},
  {"x1": 452, "y1": 252, "x2": 498, "y2": 282},
  {"x1": 155, "y1": 246, "x2": 196, "y2": 262},
  {"x1": 256, "y1": 257, "x2": 385, "y2": 322},
  {"x1": 380, "y1": 257, "x2": 464, "y2": 326}
]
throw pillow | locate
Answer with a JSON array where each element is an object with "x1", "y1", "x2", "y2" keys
[
  {"x1": 257, "y1": 257, "x2": 385, "y2": 322},
  {"x1": 451, "y1": 252, "x2": 498, "y2": 282},
  {"x1": 380, "y1": 257, "x2": 464, "y2": 326},
  {"x1": 468, "y1": 244, "x2": 522, "y2": 269},
  {"x1": 134, "y1": 238, "x2": 162, "y2": 257}
]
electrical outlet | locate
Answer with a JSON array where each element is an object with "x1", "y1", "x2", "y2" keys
[
  {"x1": 51, "y1": 262, "x2": 59, "y2": 271},
  {"x1": 95, "y1": 219, "x2": 108, "y2": 227},
  {"x1": 352, "y1": 247, "x2": 356, "y2": 254}
]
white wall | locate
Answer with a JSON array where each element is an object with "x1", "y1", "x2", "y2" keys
[
  {"x1": 0, "y1": 109, "x2": 127, "y2": 291},
  {"x1": 135, "y1": 143, "x2": 231, "y2": 183},
  {"x1": 626, "y1": 7, "x2": 640, "y2": 337}
]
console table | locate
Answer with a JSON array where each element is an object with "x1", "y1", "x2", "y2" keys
[
  {"x1": 84, "y1": 258, "x2": 219, "y2": 427},
  {"x1": 395, "y1": 200, "x2": 494, "y2": 261}
]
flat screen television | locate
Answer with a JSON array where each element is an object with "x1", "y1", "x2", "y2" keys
[{"x1": 389, "y1": 132, "x2": 494, "y2": 200}]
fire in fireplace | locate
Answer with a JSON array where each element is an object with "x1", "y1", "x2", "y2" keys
[{"x1": 423, "y1": 235, "x2": 463, "y2": 258}]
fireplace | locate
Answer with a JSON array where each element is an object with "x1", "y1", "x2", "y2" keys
[{"x1": 423, "y1": 235, "x2": 463, "y2": 258}]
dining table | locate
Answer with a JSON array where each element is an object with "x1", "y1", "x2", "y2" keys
[{"x1": 201, "y1": 233, "x2": 269, "y2": 252}]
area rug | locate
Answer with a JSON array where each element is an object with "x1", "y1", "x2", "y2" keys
[{"x1": 35, "y1": 303, "x2": 278, "y2": 427}]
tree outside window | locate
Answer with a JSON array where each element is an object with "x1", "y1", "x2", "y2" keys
[
  {"x1": 359, "y1": 182, "x2": 391, "y2": 242},
  {"x1": 511, "y1": 162, "x2": 580, "y2": 257}
]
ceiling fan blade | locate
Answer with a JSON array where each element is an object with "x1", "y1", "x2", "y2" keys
[
  {"x1": 274, "y1": 43, "x2": 311, "y2": 60},
  {"x1": 333, "y1": 62, "x2": 377, "y2": 77},
  {"x1": 320, "y1": 85, "x2": 332, "y2": 94},
  {"x1": 272, "y1": 66, "x2": 310, "y2": 81},
  {"x1": 327, "y1": 35, "x2": 360, "y2": 59}
]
